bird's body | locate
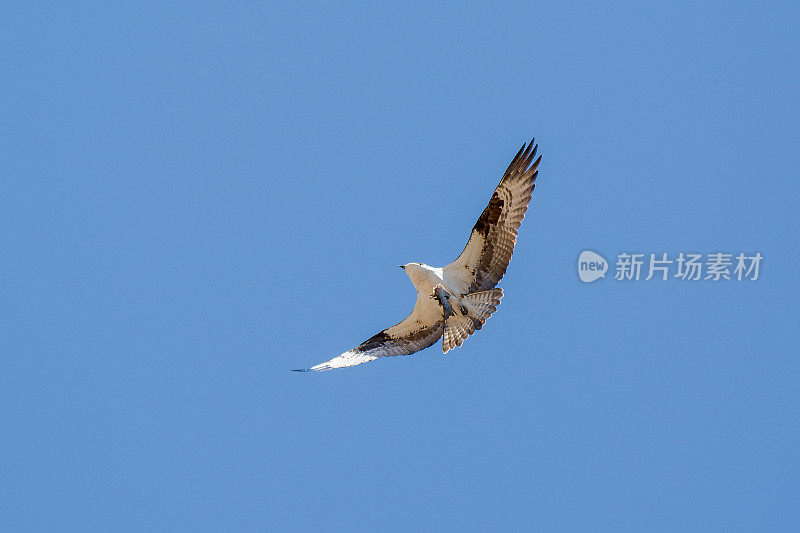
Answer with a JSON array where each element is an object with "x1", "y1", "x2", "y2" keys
[{"x1": 295, "y1": 140, "x2": 541, "y2": 372}]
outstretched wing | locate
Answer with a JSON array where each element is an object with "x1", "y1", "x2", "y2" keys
[
  {"x1": 294, "y1": 295, "x2": 443, "y2": 372},
  {"x1": 443, "y1": 139, "x2": 540, "y2": 293}
]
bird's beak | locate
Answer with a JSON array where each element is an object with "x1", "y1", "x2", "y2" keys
[{"x1": 399, "y1": 265, "x2": 405, "y2": 270}]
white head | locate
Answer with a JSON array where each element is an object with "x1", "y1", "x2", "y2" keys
[{"x1": 399, "y1": 262, "x2": 434, "y2": 286}]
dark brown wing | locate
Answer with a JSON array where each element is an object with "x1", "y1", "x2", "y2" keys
[
  {"x1": 294, "y1": 293, "x2": 444, "y2": 372},
  {"x1": 444, "y1": 139, "x2": 541, "y2": 293}
]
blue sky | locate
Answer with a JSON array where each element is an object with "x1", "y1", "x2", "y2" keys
[{"x1": 3, "y1": 1, "x2": 799, "y2": 531}]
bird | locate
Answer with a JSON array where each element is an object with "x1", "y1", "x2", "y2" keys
[{"x1": 294, "y1": 139, "x2": 541, "y2": 372}]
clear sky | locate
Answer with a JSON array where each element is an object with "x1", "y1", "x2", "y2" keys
[{"x1": 3, "y1": 2, "x2": 799, "y2": 531}]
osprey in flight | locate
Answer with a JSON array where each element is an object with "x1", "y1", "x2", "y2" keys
[{"x1": 295, "y1": 139, "x2": 541, "y2": 372}]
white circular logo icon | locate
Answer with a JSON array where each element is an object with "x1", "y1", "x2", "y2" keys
[{"x1": 578, "y1": 250, "x2": 608, "y2": 283}]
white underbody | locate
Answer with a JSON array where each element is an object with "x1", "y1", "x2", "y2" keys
[{"x1": 391, "y1": 263, "x2": 471, "y2": 337}]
